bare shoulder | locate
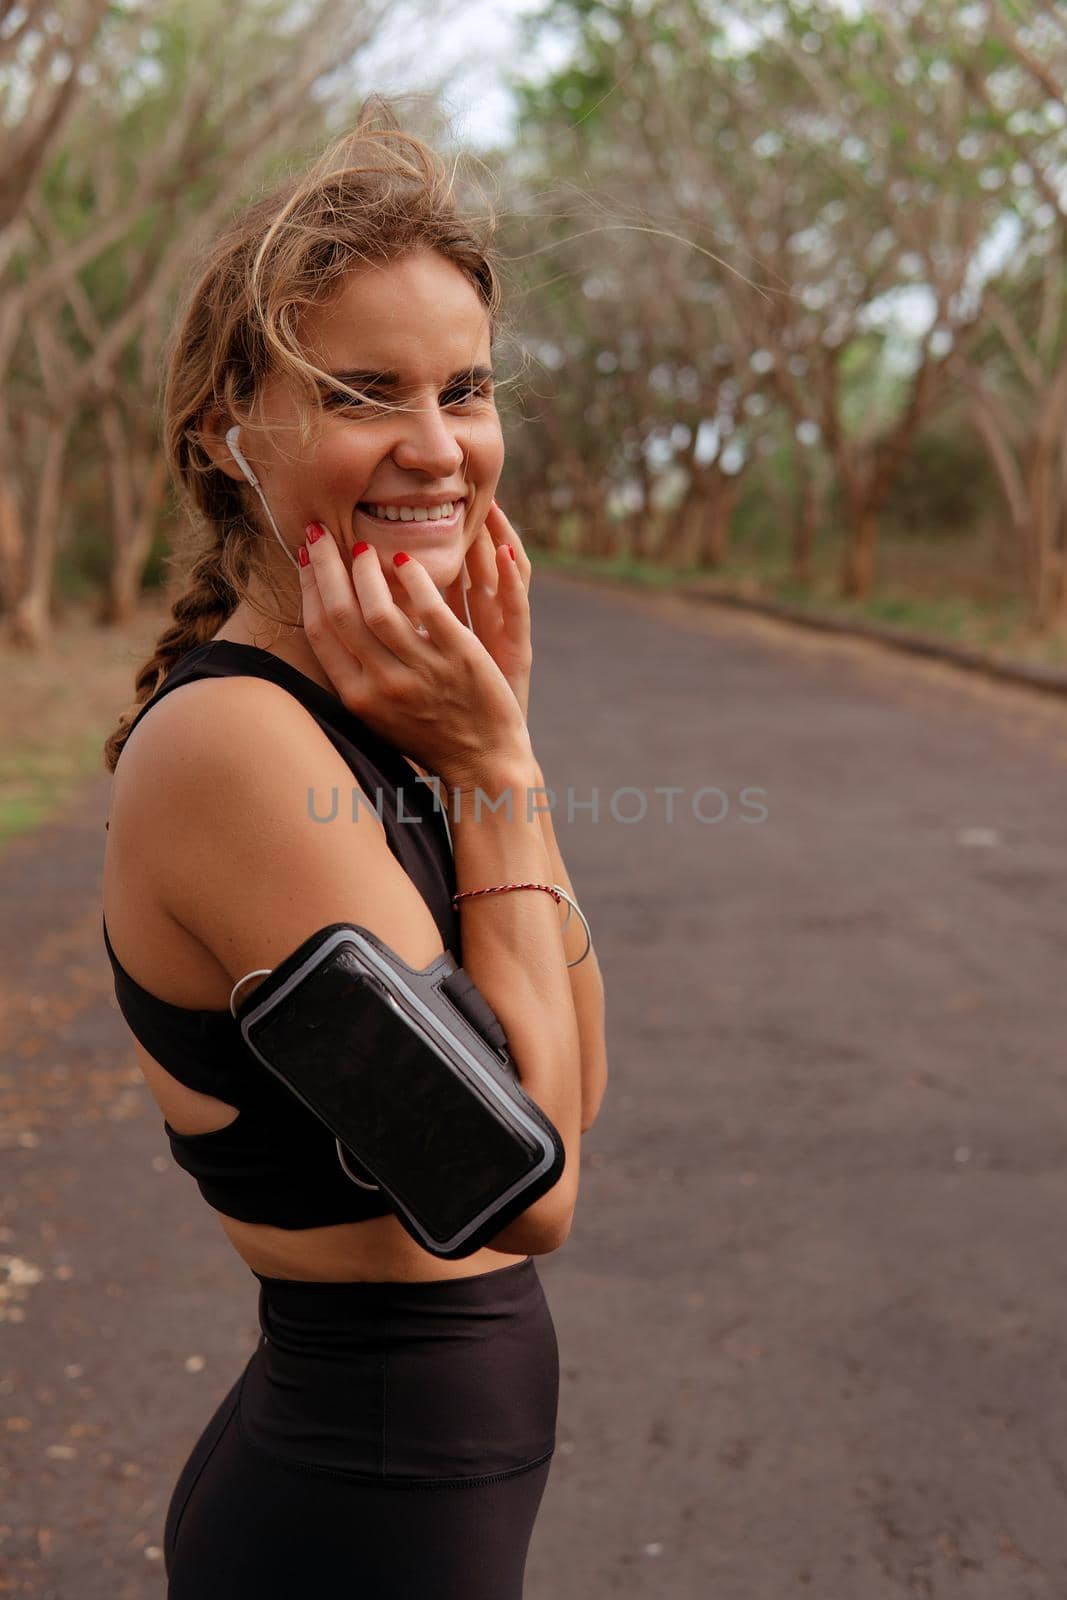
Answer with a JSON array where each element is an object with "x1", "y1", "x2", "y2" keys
[{"x1": 110, "y1": 671, "x2": 447, "y2": 985}]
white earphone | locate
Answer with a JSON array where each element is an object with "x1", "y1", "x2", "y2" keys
[{"x1": 225, "y1": 424, "x2": 300, "y2": 571}]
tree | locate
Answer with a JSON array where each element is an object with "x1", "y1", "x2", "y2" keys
[
  {"x1": 509, "y1": 0, "x2": 1060, "y2": 615},
  {"x1": 0, "y1": 0, "x2": 112, "y2": 242},
  {"x1": 944, "y1": 0, "x2": 1067, "y2": 628},
  {"x1": 0, "y1": 0, "x2": 447, "y2": 646}
]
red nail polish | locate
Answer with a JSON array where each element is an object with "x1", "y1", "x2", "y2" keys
[
  {"x1": 352, "y1": 540, "x2": 369, "y2": 558},
  {"x1": 298, "y1": 546, "x2": 310, "y2": 568},
  {"x1": 508, "y1": 545, "x2": 516, "y2": 560},
  {"x1": 305, "y1": 522, "x2": 326, "y2": 543},
  {"x1": 393, "y1": 551, "x2": 410, "y2": 567}
]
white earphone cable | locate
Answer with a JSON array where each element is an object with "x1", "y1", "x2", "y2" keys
[{"x1": 225, "y1": 424, "x2": 299, "y2": 571}]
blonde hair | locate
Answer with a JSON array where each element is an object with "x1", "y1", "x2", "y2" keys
[{"x1": 103, "y1": 95, "x2": 504, "y2": 774}]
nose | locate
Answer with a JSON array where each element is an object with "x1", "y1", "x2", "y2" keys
[{"x1": 389, "y1": 393, "x2": 465, "y2": 480}]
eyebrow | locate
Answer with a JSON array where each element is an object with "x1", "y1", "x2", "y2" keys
[{"x1": 321, "y1": 365, "x2": 495, "y2": 388}]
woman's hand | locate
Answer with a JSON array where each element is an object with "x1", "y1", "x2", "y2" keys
[
  {"x1": 298, "y1": 523, "x2": 532, "y2": 793},
  {"x1": 442, "y1": 501, "x2": 533, "y2": 725}
]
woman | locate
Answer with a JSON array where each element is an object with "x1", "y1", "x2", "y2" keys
[{"x1": 100, "y1": 103, "x2": 608, "y2": 1597}]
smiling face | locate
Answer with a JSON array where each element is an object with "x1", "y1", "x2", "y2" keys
[{"x1": 214, "y1": 248, "x2": 504, "y2": 596}]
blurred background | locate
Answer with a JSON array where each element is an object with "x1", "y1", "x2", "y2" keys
[
  {"x1": 1, "y1": 0, "x2": 1066, "y2": 840},
  {"x1": 3, "y1": 4, "x2": 1067, "y2": 1597}
]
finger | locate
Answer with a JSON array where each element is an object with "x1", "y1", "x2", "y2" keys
[
  {"x1": 464, "y1": 551, "x2": 500, "y2": 641},
  {"x1": 493, "y1": 538, "x2": 529, "y2": 633},
  {"x1": 306, "y1": 525, "x2": 420, "y2": 668},
  {"x1": 298, "y1": 538, "x2": 371, "y2": 696},
  {"x1": 381, "y1": 557, "x2": 428, "y2": 631},
  {"x1": 487, "y1": 500, "x2": 532, "y2": 590},
  {"x1": 389, "y1": 550, "x2": 477, "y2": 652},
  {"x1": 355, "y1": 542, "x2": 438, "y2": 657},
  {"x1": 488, "y1": 503, "x2": 529, "y2": 574},
  {"x1": 464, "y1": 521, "x2": 499, "y2": 597}
]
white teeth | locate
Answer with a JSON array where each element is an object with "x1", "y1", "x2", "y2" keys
[{"x1": 364, "y1": 501, "x2": 457, "y2": 523}]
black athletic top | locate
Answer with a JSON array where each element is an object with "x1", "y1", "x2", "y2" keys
[{"x1": 102, "y1": 639, "x2": 460, "y2": 1229}]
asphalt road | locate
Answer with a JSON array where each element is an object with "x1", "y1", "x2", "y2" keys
[{"x1": 2, "y1": 570, "x2": 1066, "y2": 1599}]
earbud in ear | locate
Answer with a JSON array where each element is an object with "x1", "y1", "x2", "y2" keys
[
  {"x1": 225, "y1": 424, "x2": 260, "y2": 489},
  {"x1": 221, "y1": 423, "x2": 300, "y2": 573}
]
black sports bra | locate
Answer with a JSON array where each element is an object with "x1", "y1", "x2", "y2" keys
[{"x1": 102, "y1": 639, "x2": 460, "y2": 1229}]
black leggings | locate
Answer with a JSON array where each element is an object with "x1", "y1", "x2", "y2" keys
[{"x1": 163, "y1": 1256, "x2": 558, "y2": 1598}]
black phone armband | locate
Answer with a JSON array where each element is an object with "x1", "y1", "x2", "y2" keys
[{"x1": 231, "y1": 923, "x2": 566, "y2": 1260}]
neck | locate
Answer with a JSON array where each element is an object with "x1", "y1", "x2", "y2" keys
[
  {"x1": 210, "y1": 606, "x2": 339, "y2": 698},
  {"x1": 211, "y1": 567, "x2": 457, "y2": 700}
]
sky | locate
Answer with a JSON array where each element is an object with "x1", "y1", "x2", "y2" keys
[{"x1": 348, "y1": 0, "x2": 571, "y2": 151}]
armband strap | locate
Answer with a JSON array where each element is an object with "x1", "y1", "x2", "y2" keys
[{"x1": 438, "y1": 968, "x2": 509, "y2": 1055}]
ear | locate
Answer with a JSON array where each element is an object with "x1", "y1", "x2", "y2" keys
[{"x1": 200, "y1": 406, "x2": 249, "y2": 484}]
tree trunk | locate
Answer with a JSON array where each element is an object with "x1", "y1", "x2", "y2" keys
[
  {"x1": 660, "y1": 493, "x2": 704, "y2": 567},
  {"x1": 791, "y1": 460, "x2": 819, "y2": 587},
  {"x1": 697, "y1": 472, "x2": 736, "y2": 568},
  {"x1": 966, "y1": 363, "x2": 1067, "y2": 632},
  {"x1": 659, "y1": 465, "x2": 736, "y2": 569},
  {"x1": 0, "y1": 462, "x2": 23, "y2": 614},
  {"x1": 577, "y1": 487, "x2": 615, "y2": 558},
  {"x1": 103, "y1": 536, "x2": 147, "y2": 626},
  {"x1": 100, "y1": 417, "x2": 167, "y2": 625},
  {"x1": 1023, "y1": 364, "x2": 1067, "y2": 631},
  {"x1": 966, "y1": 389, "x2": 1031, "y2": 602},
  {"x1": 1026, "y1": 438, "x2": 1056, "y2": 630},
  {"x1": 629, "y1": 460, "x2": 659, "y2": 562},
  {"x1": 839, "y1": 483, "x2": 879, "y2": 600},
  {"x1": 7, "y1": 420, "x2": 67, "y2": 648}
]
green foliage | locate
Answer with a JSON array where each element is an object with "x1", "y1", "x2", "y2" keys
[{"x1": 881, "y1": 425, "x2": 1000, "y2": 539}]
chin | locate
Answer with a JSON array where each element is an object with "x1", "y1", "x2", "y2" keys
[
  {"x1": 406, "y1": 544, "x2": 458, "y2": 573},
  {"x1": 408, "y1": 546, "x2": 467, "y2": 595}
]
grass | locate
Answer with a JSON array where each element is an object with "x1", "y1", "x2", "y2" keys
[
  {"x1": 0, "y1": 600, "x2": 171, "y2": 850},
  {"x1": 0, "y1": 728, "x2": 106, "y2": 837}
]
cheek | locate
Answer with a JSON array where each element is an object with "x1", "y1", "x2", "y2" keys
[
  {"x1": 264, "y1": 430, "x2": 362, "y2": 514},
  {"x1": 304, "y1": 429, "x2": 378, "y2": 502},
  {"x1": 472, "y1": 416, "x2": 505, "y2": 472}
]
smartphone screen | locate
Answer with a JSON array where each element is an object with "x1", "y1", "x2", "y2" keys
[{"x1": 245, "y1": 968, "x2": 541, "y2": 1239}]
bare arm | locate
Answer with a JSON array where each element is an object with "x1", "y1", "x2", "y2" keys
[
  {"x1": 443, "y1": 756, "x2": 583, "y2": 1251},
  {"x1": 527, "y1": 761, "x2": 608, "y2": 1133}
]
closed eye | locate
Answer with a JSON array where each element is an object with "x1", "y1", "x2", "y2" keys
[
  {"x1": 325, "y1": 380, "x2": 494, "y2": 411},
  {"x1": 442, "y1": 381, "x2": 495, "y2": 406}
]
